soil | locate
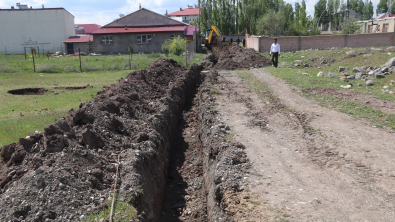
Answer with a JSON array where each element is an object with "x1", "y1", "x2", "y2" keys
[
  {"x1": 216, "y1": 69, "x2": 395, "y2": 221},
  {"x1": 0, "y1": 59, "x2": 203, "y2": 221},
  {"x1": 54, "y1": 85, "x2": 93, "y2": 90},
  {"x1": 309, "y1": 88, "x2": 395, "y2": 114},
  {"x1": 161, "y1": 76, "x2": 208, "y2": 221},
  {"x1": 4, "y1": 43, "x2": 395, "y2": 222},
  {"x1": 7, "y1": 88, "x2": 47, "y2": 95},
  {"x1": 211, "y1": 43, "x2": 272, "y2": 70}
]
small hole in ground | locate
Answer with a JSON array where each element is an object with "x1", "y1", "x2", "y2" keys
[{"x1": 7, "y1": 88, "x2": 47, "y2": 95}]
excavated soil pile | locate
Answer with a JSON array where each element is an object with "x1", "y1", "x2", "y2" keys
[
  {"x1": 212, "y1": 43, "x2": 272, "y2": 70},
  {"x1": 0, "y1": 59, "x2": 203, "y2": 221}
]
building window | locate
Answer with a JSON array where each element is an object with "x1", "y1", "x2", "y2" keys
[
  {"x1": 170, "y1": 34, "x2": 175, "y2": 39},
  {"x1": 383, "y1": 24, "x2": 389, "y2": 32},
  {"x1": 137, "y1": 34, "x2": 152, "y2": 44},
  {"x1": 101, "y1": 36, "x2": 113, "y2": 44}
]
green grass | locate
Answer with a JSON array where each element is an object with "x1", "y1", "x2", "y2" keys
[
  {"x1": 262, "y1": 47, "x2": 395, "y2": 101},
  {"x1": 258, "y1": 46, "x2": 395, "y2": 129},
  {"x1": 83, "y1": 196, "x2": 137, "y2": 222},
  {"x1": 0, "y1": 53, "x2": 206, "y2": 147},
  {"x1": 305, "y1": 93, "x2": 395, "y2": 130},
  {"x1": 0, "y1": 53, "x2": 207, "y2": 73}
]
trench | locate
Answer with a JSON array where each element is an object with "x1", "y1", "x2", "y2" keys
[{"x1": 161, "y1": 74, "x2": 208, "y2": 221}]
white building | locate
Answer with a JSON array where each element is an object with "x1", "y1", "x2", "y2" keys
[
  {"x1": 167, "y1": 5, "x2": 199, "y2": 24},
  {"x1": 0, "y1": 3, "x2": 75, "y2": 54}
]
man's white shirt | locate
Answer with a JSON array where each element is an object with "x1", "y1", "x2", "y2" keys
[{"x1": 270, "y1": 43, "x2": 280, "y2": 55}]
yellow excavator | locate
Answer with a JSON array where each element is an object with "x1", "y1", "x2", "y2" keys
[{"x1": 205, "y1": 25, "x2": 221, "y2": 47}]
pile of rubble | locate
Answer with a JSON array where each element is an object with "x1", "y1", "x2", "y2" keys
[
  {"x1": 316, "y1": 57, "x2": 395, "y2": 86},
  {"x1": 203, "y1": 43, "x2": 272, "y2": 70}
]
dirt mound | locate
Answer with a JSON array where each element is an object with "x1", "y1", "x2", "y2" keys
[
  {"x1": 212, "y1": 43, "x2": 272, "y2": 70},
  {"x1": 54, "y1": 85, "x2": 93, "y2": 90},
  {"x1": 0, "y1": 58, "x2": 203, "y2": 221},
  {"x1": 7, "y1": 88, "x2": 47, "y2": 95}
]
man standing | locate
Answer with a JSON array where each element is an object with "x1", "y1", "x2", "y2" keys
[
  {"x1": 269, "y1": 38, "x2": 280, "y2": 68},
  {"x1": 236, "y1": 37, "x2": 241, "y2": 45},
  {"x1": 242, "y1": 38, "x2": 245, "y2": 47},
  {"x1": 230, "y1": 36, "x2": 233, "y2": 44}
]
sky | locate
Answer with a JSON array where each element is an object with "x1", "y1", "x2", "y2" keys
[{"x1": 0, "y1": 0, "x2": 381, "y2": 26}]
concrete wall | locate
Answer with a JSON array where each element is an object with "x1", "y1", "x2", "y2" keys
[
  {"x1": 247, "y1": 32, "x2": 395, "y2": 53},
  {"x1": 63, "y1": 42, "x2": 90, "y2": 54},
  {"x1": 92, "y1": 32, "x2": 185, "y2": 54},
  {"x1": 0, "y1": 8, "x2": 75, "y2": 54}
]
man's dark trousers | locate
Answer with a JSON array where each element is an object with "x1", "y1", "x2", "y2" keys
[{"x1": 271, "y1": 52, "x2": 278, "y2": 68}]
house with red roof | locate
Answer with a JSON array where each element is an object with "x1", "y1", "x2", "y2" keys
[
  {"x1": 168, "y1": 6, "x2": 200, "y2": 24},
  {"x1": 63, "y1": 35, "x2": 93, "y2": 54},
  {"x1": 91, "y1": 7, "x2": 198, "y2": 54},
  {"x1": 75, "y1": 24, "x2": 102, "y2": 35}
]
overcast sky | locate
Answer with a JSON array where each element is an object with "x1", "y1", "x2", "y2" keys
[{"x1": 0, "y1": 0, "x2": 380, "y2": 26}]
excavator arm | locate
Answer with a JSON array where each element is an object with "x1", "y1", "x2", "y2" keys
[
  {"x1": 211, "y1": 26, "x2": 221, "y2": 37},
  {"x1": 206, "y1": 25, "x2": 222, "y2": 45}
]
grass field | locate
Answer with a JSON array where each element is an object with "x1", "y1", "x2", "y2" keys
[
  {"x1": 262, "y1": 46, "x2": 395, "y2": 129},
  {"x1": 0, "y1": 53, "x2": 206, "y2": 147}
]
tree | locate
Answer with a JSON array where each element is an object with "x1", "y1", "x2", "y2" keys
[
  {"x1": 128, "y1": 45, "x2": 133, "y2": 70},
  {"x1": 376, "y1": 0, "x2": 388, "y2": 14},
  {"x1": 256, "y1": 10, "x2": 285, "y2": 36},
  {"x1": 341, "y1": 18, "x2": 362, "y2": 34},
  {"x1": 295, "y1": 2, "x2": 301, "y2": 23},
  {"x1": 362, "y1": 0, "x2": 373, "y2": 19},
  {"x1": 86, "y1": 40, "x2": 93, "y2": 53},
  {"x1": 300, "y1": 0, "x2": 308, "y2": 27},
  {"x1": 314, "y1": 0, "x2": 327, "y2": 28}
]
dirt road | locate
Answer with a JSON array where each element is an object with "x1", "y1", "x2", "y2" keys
[{"x1": 216, "y1": 69, "x2": 395, "y2": 221}]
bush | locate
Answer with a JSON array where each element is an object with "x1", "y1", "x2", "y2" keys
[
  {"x1": 170, "y1": 37, "x2": 187, "y2": 56},
  {"x1": 162, "y1": 39, "x2": 171, "y2": 57},
  {"x1": 161, "y1": 37, "x2": 187, "y2": 56}
]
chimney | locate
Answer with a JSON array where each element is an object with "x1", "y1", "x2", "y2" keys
[
  {"x1": 30, "y1": 6, "x2": 32, "y2": 9},
  {"x1": 139, "y1": 3, "x2": 141, "y2": 9},
  {"x1": 42, "y1": 4, "x2": 44, "y2": 8},
  {"x1": 165, "y1": 10, "x2": 168, "y2": 16},
  {"x1": 11, "y1": 6, "x2": 14, "y2": 9},
  {"x1": 180, "y1": 8, "x2": 182, "y2": 11}
]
